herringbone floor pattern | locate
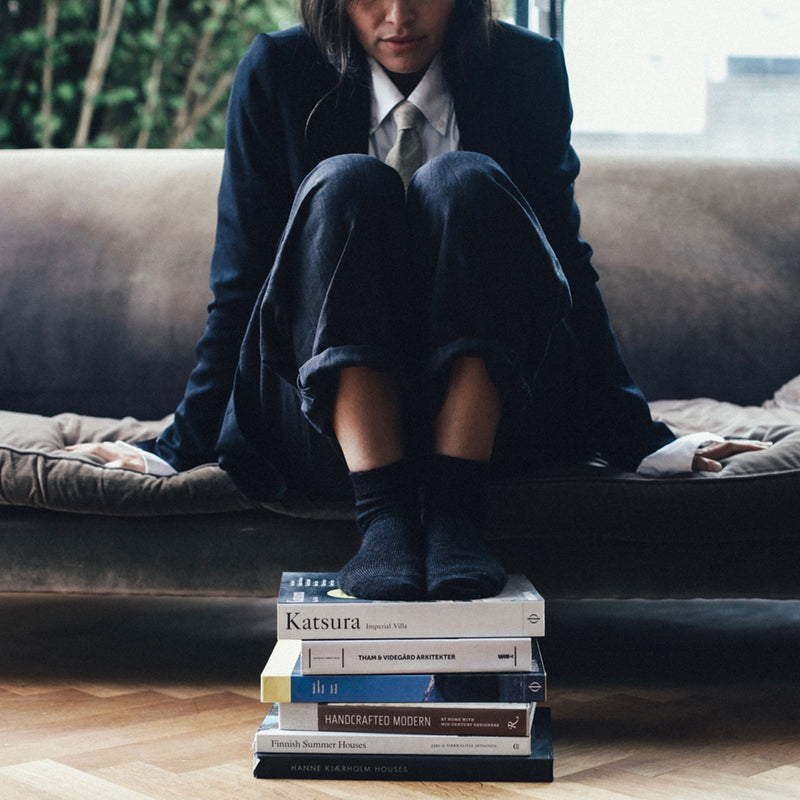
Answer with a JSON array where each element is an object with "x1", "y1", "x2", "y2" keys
[{"x1": 1, "y1": 593, "x2": 798, "y2": 799}]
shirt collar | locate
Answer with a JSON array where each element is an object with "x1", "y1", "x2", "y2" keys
[{"x1": 368, "y1": 55, "x2": 452, "y2": 137}]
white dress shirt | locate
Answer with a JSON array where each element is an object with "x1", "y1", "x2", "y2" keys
[{"x1": 368, "y1": 55, "x2": 459, "y2": 163}]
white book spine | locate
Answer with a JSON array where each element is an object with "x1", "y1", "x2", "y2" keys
[
  {"x1": 255, "y1": 719, "x2": 532, "y2": 756},
  {"x1": 277, "y1": 575, "x2": 544, "y2": 640},
  {"x1": 301, "y1": 637, "x2": 533, "y2": 674}
]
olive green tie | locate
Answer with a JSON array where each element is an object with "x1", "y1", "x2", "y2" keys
[{"x1": 385, "y1": 100, "x2": 424, "y2": 190}]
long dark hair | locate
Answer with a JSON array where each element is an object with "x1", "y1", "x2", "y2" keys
[{"x1": 300, "y1": 0, "x2": 495, "y2": 86}]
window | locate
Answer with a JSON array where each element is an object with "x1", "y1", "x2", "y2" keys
[{"x1": 526, "y1": 0, "x2": 800, "y2": 159}]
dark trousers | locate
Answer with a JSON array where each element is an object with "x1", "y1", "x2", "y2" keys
[{"x1": 217, "y1": 152, "x2": 579, "y2": 501}]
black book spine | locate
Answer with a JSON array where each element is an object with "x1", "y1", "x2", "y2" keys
[{"x1": 253, "y1": 752, "x2": 553, "y2": 782}]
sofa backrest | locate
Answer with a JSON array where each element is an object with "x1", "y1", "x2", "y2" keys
[
  {"x1": 1, "y1": 148, "x2": 798, "y2": 419},
  {"x1": 577, "y1": 155, "x2": 800, "y2": 407},
  {"x1": 1, "y1": 149, "x2": 221, "y2": 419}
]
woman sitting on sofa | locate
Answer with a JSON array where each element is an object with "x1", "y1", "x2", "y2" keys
[{"x1": 69, "y1": 0, "x2": 769, "y2": 601}]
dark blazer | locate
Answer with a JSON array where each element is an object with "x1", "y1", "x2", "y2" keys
[{"x1": 150, "y1": 22, "x2": 674, "y2": 481}]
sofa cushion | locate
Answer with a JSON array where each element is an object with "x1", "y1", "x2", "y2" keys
[
  {"x1": 0, "y1": 410, "x2": 352, "y2": 519},
  {"x1": 650, "y1": 398, "x2": 800, "y2": 476}
]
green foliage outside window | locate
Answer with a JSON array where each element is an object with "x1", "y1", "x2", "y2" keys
[{"x1": 0, "y1": 0, "x2": 298, "y2": 148}]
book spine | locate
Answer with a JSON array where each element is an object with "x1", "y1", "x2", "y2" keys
[
  {"x1": 253, "y1": 752, "x2": 554, "y2": 782},
  {"x1": 301, "y1": 637, "x2": 533, "y2": 674},
  {"x1": 279, "y1": 702, "x2": 535, "y2": 736},
  {"x1": 253, "y1": 753, "x2": 553, "y2": 783},
  {"x1": 262, "y1": 669, "x2": 546, "y2": 704},
  {"x1": 255, "y1": 729, "x2": 532, "y2": 756},
  {"x1": 276, "y1": 598, "x2": 544, "y2": 640}
]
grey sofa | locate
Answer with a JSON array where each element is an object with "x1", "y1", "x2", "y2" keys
[{"x1": 2, "y1": 148, "x2": 799, "y2": 599}]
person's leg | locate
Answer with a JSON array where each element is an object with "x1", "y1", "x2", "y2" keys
[
  {"x1": 218, "y1": 154, "x2": 426, "y2": 599},
  {"x1": 333, "y1": 366, "x2": 406, "y2": 472},
  {"x1": 262, "y1": 154, "x2": 428, "y2": 599},
  {"x1": 333, "y1": 366, "x2": 425, "y2": 600},
  {"x1": 409, "y1": 152, "x2": 571, "y2": 599},
  {"x1": 434, "y1": 356, "x2": 502, "y2": 462},
  {"x1": 424, "y1": 356, "x2": 508, "y2": 600},
  {"x1": 257, "y1": 153, "x2": 422, "y2": 433}
]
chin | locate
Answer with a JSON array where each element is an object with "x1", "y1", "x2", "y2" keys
[{"x1": 382, "y1": 55, "x2": 432, "y2": 75}]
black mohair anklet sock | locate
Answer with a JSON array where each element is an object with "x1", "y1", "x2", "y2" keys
[
  {"x1": 337, "y1": 459, "x2": 425, "y2": 601},
  {"x1": 424, "y1": 454, "x2": 508, "y2": 600}
]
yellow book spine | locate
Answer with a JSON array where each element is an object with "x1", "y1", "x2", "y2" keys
[{"x1": 260, "y1": 639, "x2": 302, "y2": 703}]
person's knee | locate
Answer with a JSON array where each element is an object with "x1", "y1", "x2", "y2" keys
[
  {"x1": 303, "y1": 154, "x2": 404, "y2": 212},
  {"x1": 410, "y1": 151, "x2": 506, "y2": 202}
]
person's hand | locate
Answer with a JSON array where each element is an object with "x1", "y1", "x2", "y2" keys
[
  {"x1": 692, "y1": 439, "x2": 773, "y2": 472},
  {"x1": 65, "y1": 441, "x2": 147, "y2": 472}
]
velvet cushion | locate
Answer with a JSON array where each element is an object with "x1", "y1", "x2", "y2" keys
[
  {"x1": 651, "y1": 401, "x2": 800, "y2": 477},
  {"x1": 489, "y1": 378, "x2": 800, "y2": 546},
  {"x1": 0, "y1": 410, "x2": 351, "y2": 519}
]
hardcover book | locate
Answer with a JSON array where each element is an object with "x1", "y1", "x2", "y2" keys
[
  {"x1": 276, "y1": 572, "x2": 545, "y2": 640},
  {"x1": 278, "y1": 701, "x2": 536, "y2": 737},
  {"x1": 300, "y1": 636, "x2": 534, "y2": 674},
  {"x1": 253, "y1": 706, "x2": 554, "y2": 782},
  {"x1": 255, "y1": 703, "x2": 534, "y2": 756},
  {"x1": 261, "y1": 639, "x2": 547, "y2": 704}
]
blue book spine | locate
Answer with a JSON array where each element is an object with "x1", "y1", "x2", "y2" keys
[{"x1": 289, "y1": 670, "x2": 545, "y2": 703}]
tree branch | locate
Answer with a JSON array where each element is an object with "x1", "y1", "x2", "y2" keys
[
  {"x1": 169, "y1": 0, "x2": 230, "y2": 145},
  {"x1": 135, "y1": 0, "x2": 170, "y2": 148},
  {"x1": 39, "y1": 0, "x2": 59, "y2": 147},
  {"x1": 168, "y1": 68, "x2": 235, "y2": 148},
  {"x1": 73, "y1": 0, "x2": 127, "y2": 147}
]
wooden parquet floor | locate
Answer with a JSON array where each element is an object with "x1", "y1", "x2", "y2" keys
[{"x1": 1, "y1": 593, "x2": 799, "y2": 799}]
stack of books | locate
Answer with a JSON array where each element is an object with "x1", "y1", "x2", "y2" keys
[{"x1": 253, "y1": 572, "x2": 553, "y2": 781}]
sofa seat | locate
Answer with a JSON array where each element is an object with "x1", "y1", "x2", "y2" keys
[{"x1": 2, "y1": 375, "x2": 800, "y2": 598}]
